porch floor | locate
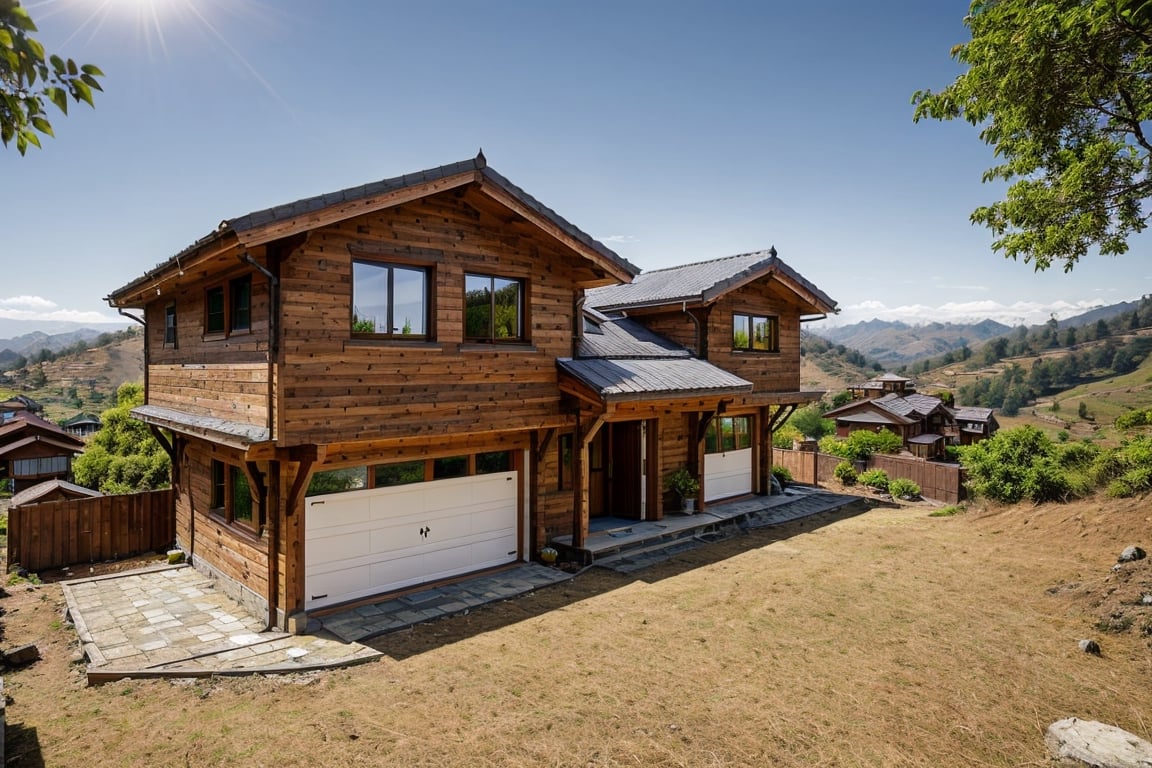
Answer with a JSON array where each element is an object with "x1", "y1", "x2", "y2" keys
[{"x1": 550, "y1": 485, "x2": 861, "y2": 559}]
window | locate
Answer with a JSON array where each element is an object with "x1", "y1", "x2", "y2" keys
[
  {"x1": 465, "y1": 273, "x2": 523, "y2": 342},
  {"x1": 705, "y1": 416, "x2": 753, "y2": 454},
  {"x1": 210, "y1": 460, "x2": 258, "y2": 531},
  {"x1": 373, "y1": 461, "x2": 425, "y2": 488},
  {"x1": 433, "y1": 455, "x2": 468, "y2": 479},
  {"x1": 204, "y1": 273, "x2": 254, "y2": 337},
  {"x1": 352, "y1": 261, "x2": 429, "y2": 338},
  {"x1": 206, "y1": 287, "x2": 226, "y2": 335},
  {"x1": 476, "y1": 450, "x2": 512, "y2": 474},
  {"x1": 732, "y1": 313, "x2": 779, "y2": 352},
  {"x1": 230, "y1": 275, "x2": 251, "y2": 332},
  {"x1": 12, "y1": 456, "x2": 69, "y2": 477},
  {"x1": 164, "y1": 304, "x2": 177, "y2": 347}
]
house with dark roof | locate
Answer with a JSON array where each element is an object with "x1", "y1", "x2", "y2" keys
[
  {"x1": 0, "y1": 411, "x2": 87, "y2": 492},
  {"x1": 61, "y1": 412, "x2": 103, "y2": 438},
  {"x1": 823, "y1": 391, "x2": 961, "y2": 459},
  {"x1": 105, "y1": 154, "x2": 837, "y2": 629},
  {"x1": 847, "y1": 372, "x2": 915, "y2": 400}
]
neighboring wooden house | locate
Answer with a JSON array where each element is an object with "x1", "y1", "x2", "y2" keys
[
  {"x1": 0, "y1": 395, "x2": 43, "y2": 416},
  {"x1": 823, "y1": 392, "x2": 958, "y2": 459},
  {"x1": 61, "y1": 412, "x2": 103, "y2": 438},
  {"x1": 105, "y1": 154, "x2": 837, "y2": 629},
  {"x1": 951, "y1": 406, "x2": 999, "y2": 445},
  {"x1": 847, "y1": 373, "x2": 914, "y2": 400},
  {"x1": 0, "y1": 412, "x2": 87, "y2": 492}
]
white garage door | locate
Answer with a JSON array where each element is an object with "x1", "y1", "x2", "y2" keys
[
  {"x1": 704, "y1": 448, "x2": 753, "y2": 502},
  {"x1": 305, "y1": 471, "x2": 519, "y2": 610}
]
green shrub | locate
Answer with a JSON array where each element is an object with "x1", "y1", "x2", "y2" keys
[
  {"x1": 958, "y1": 426, "x2": 1079, "y2": 503},
  {"x1": 928, "y1": 504, "x2": 963, "y2": 517},
  {"x1": 858, "y1": 468, "x2": 889, "y2": 491},
  {"x1": 833, "y1": 461, "x2": 857, "y2": 485},
  {"x1": 1115, "y1": 408, "x2": 1151, "y2": 430},
  {"x1": 888, "y1": 478, "x2": 921, "y2": 499},
  {"x1": 771, "y1": 465, "x2": 793, "y2": 484},
  {"x1": 819, "y1": 429, "x2": 903, "y2": 461}
]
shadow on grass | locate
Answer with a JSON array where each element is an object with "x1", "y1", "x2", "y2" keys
[
  {"x1": 5, "y1": 722, "x2": 45, "y2": 768},
  {"x1": 364, "y1": 497, "x2": 882, "y2": 661}
]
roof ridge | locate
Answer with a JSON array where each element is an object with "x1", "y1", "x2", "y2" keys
[{"x1": 637, "y1": 248, "x2": 776, "y2": 276}]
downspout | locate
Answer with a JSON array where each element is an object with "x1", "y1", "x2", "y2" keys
[{"x1": 239, "y1": 251, "x2": 282, "y2": 629}]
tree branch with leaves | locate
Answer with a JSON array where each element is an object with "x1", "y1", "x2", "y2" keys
[
  {"x1": 913, "y1": 0, "x2": 1152, "y2": 271},
  {"x1": 1, "y1": 0, "x2": 103, "y2": 154}
]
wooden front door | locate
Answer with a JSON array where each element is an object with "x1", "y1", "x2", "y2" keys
[{"x1": 588, "y1": 422, "x2": 644, "y2": 520}]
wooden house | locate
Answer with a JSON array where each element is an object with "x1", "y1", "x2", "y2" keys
[
  {"x1": 847, "y1": 373, "x2": 914, "y2": 400},
  {"x1": 105, "y1": 154, "x2": 837, "y2": 629},
  {"x1": 951, "y1": 406, "x2": 999, "y2": 445},
  {"x1": 0, "y1": 412, "x2": 87, "y2": 492},
  {"x1": 822, "y1": 392, "x2": 956, "y2": 459}
]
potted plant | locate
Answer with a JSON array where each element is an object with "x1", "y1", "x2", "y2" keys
[{"x1": 665, "y1": 467, "x2": 701, "y2": 513}]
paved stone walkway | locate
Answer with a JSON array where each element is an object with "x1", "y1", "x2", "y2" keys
[
  {"x1": 62, "y1": 565, "x2": 382, "y2": 684},
  {"x1": 317, "y1": 564, "x2": 574, "y2": 643}
]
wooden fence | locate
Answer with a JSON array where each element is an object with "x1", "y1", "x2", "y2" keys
[
  {"x1": 7, "y1": 489, "x2": 174, "y2": 572},
  {"x1": 773, "y1": 449, "x2": 966, "y2": 504}
]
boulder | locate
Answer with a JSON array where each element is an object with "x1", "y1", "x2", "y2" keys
[
  {"x1": 1118, "y1": 546, "x2": 1147, "y2": 563},
  {"x1": 1, "y1": 644, "x2": 40, "y2": 667},
  {"x1": 1046, "y1": 718, "x2": 1152, "y2": 767},
  {"x1": 1078, "y1": 639, "x2": 1101, "y2": 655}
]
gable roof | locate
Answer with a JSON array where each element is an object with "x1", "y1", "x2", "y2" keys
[
  {"x1": 0, "y1": 434, "x2": 85, "y2": 458},
  {"x1": 0, "y1": 412, "x2": 87, "y2": 450},
  {"x1": 585, "y1": 249, "x2": 836, "y2": 316},
  {"x1": 11, "y1": 479, "x2": 102, "y2": 507},
  {"x1": 824, "y1": 392, "x2": 949, "y2": 424},
  {"x1": 107, "y1": 152, "x2": 639, "y2": 306}
]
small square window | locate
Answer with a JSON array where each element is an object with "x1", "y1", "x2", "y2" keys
[
  {"x1": 733, "y1": 313, "x2": 778, "y2": 352},
  {"x1": 465, "y1": 273, "x2": 524, "y2": 342}
]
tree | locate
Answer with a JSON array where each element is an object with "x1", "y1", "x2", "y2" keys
[
  {"x1": 913, "y1": 0, "x2": 1152, "y2": 270},
  {"x1": 72, "y1": 382, "x2": 170, "y2": 494},
  {"x1": 788, "y1": 404, "x2": 835, "y2": 440},
  {"x1": 1, "y1": 0, "x2": 104, "y2": 154}
]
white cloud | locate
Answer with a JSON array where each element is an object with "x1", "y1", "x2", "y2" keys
[
  {"x1": 0, "y1": 295, "x2": 123, "y2": 325},
  {"x1": 816, "y1": 297, "x2": 1111, "y2": 328},
  {"x1": 598, "y1": 234, "x2": 639, "y2": 244},
  {"x1": 0, "y1": 295, "x2": 58, "y2": 309}
]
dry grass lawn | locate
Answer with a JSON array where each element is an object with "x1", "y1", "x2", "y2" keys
[{"x1": 3, "y1": 496, "x2": 1151, "y2": 767}]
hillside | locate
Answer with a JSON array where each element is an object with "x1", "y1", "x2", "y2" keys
[
  {"x1": 1, "y1": 330, "x2": 144, "y2": 422},
  {"x1": 813, "y1": 318, "x2": 1011, "y2": 365}
]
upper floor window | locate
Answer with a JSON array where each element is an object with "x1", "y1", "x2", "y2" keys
[
  {"x1": 164, "y1": 303, "x2": 178, "y2": 347},
  {"x1": 465, "y1": 273, "x2": 524, "y2": 342},
  {"x1": 733, "y1": 313, "x2": 778, "y2": 352},
  {"x1": 352, "y1": 261, "x2": 429, "y2": 338},
  {"x1": 205, "y1": 273, "x2": 253, "y2": 337}
]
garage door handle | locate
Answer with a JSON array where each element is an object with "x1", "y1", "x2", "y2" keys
[{"x1": 419, "y1": 526, "x2": 431, "y2": 538}]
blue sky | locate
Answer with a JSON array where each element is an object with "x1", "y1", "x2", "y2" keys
[{"x1": 4, "y1": 0, "x2": 1149, "y2": 335}]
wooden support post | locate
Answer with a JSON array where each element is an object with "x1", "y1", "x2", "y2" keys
[
  {"x1": 646, "y1": 417, "x2": 661, "y2": 519},
  {"x1": 572, "y1": 412, "x2": 606, "y2": 551}
]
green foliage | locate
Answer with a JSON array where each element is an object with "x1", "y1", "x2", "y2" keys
[
  {"x1": 1116, "y1": 407, "x2": 1152, "y2": 429},
  {"x1": 831, "y1": 390, "x2": 854, "y2": 407},
  {"x1": 787, "y1": 404, "x2": 835, "y2": 440},
  {"x1": 929, "y1": 504, "x2": 963, "y2": 517},
  {"x1": 833, "y1": 461, "x2": 858, "y2": 485},
  {"x1": 1093, "y1": 434, "x2": 1152, "y2": 497},
  {"x1": 958, "y1": 425, "x2": 1087, "y2": 503},
  {"x1": 771, "y1": 465, "x2": 793, "y2": 485},
  {"x1": 819, "y1": 429, "x2": 903, "y2": 461},
  {"x1": 72, "y1": 382, "x2": 170, "y2": 494},
  {"x1": 913, "y1": 0, "x2": 1152, "y2": 270},
  {"x1": 664, "y1": 467, "x2": 700, "y2": 497},
  {"x1": 888, "y1": 478, "x2": 921, "y2": 499},
  {"x1": 772, "y1": 423, "x2": 802, "y2": 449},
  {"x1": 1, "y1": 1, "x2": 104, "y2": 154},
  {"x1": 858, "y1": 468, "x2": 889, "y2": 491}
]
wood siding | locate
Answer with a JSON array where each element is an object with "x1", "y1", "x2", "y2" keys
[
  {"x1": 178, "y1": 440, "x2": 269, "y2": 603},
  {"x1": 276, "y1": 190, "x2": 588, "y2": 447},
  {"x1": 706, "y1": 280, "x2": 803, "y2": 393},
  {"x1": 8, "y1": 489, "x2": 174, "y2": 571},
  {"x1": 144, "y1": 263, "x2": 271, "y2": 428}
]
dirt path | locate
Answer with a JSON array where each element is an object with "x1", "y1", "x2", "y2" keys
[{"x1": 2, "y1": 497, "x2": 1149, "y2": 767}]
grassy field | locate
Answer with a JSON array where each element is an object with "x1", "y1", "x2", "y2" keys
[{"x1": 0, "y1": 495, "x2": 1149, "y2": 767}]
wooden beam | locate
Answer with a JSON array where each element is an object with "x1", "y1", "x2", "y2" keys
[
  {"x1": 696, "y1": 410, "x2": 717, "y2": 445},
  {"x1": 535, "y1": 427, "x2": 556, "y2": 463}
]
